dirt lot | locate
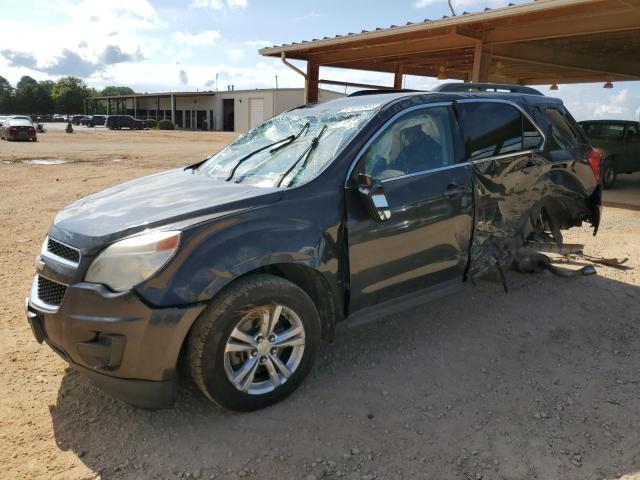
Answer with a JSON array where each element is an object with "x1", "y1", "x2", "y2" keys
[{"x1": 1, "y1": 126, "x2": 640, "y2": 480}]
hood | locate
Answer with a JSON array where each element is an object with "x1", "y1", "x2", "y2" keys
[{"x1": 50, "y1": 168, "x2": 282, "y2": 249}]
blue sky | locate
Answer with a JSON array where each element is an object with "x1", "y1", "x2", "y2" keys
[{"x1": 1, "y1": 0, "x2": 639, "y2": 121}]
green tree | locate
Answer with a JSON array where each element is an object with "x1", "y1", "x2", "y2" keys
[
  {"x1": 15, "y1": 75, "x2": 39, "y2": 113},
  {"x1": 100, "y1": 86, "x2": 135, "y2": 96},
  {"x1": 0, "y1": 75, "x2": 14, "y2": 113},
  {"x1": 51, "y1": 76, "x2": 90, "y2": 114},
  {"x1": 36, "y1": 80, "x2": 55, "y2": 114}
]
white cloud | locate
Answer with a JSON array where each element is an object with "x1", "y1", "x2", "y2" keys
[
  {"x1": 189, "y1": 0, "x2": 223, "y2": 9},
  {"x1": 189, "y1": 0, "x2": 247, "y2": 9},
  {"x1": 244, "y1": 40, "x2": 273, "y2": 49},
  {"x1": 226, "y1": 49, "x2": 245, "y2": 61},
  {"x1": 172, "y1": 30, "x2": 222, "y2": 47},
  {"x1": 172, "y1": 48, "x2": 193, "y2": 64},
  {"x1": 0, "y1": 0, "x2": 165, "y2": 83},
  {"x1": 612, "y1": 88, "x2": 630, "y2": 106}
]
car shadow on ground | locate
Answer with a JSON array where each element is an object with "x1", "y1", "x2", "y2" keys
[
  {"x1": 604, "y1": 172, "x2": 640, "y2": 210},
  {"x1": 49, "y1": 270, "x2": 640, "y2": 480}
]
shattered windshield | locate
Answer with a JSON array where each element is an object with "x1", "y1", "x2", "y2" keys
[{"x1": 199, "y1": 108, "x2": 376, "y2": 188}]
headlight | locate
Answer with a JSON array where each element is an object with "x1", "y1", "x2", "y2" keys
[{"x1": 85, "y1": 231, "x2": 181, "y2": 292}]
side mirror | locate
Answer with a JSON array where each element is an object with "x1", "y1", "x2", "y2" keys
[{"x1": 357, "y1": 173, "x2": 391, "y2": 222}]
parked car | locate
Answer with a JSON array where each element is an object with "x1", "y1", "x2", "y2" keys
[
  {"x1": 0, "y1": 115, "x2": 23, "y2": 138},
  {"x1": 1, "y1": 117, "x2": 37, "y2": 141},
  {"x1": 106, "y1": 115, "x2": 145, "y2": 130},
  {"x1": 26, "y1": 84, "x2": 601, "y2": 411},
  {"x1": 87, "y1": 115, "x2": 106, "y2": 127},
  {"x1": 579, "y1": 120, "x2": 640, "y2": 188}
]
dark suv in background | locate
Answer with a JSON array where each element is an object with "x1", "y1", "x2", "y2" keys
[
  {"x1": 26, "y1": 84, "x2": 601, "y2": 411},
  {"x1": 106, "y1": 115, "x2": 145, "y2": 130},
  {"x1": 87, "y1": 115, "x2": 107, "y2": 127},
  {"x1": 579, "y1": 120, "x2": 640, "y2": 188}
]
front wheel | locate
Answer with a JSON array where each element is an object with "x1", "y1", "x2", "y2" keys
[
  {"x1": 602, "y1": 164, "x2": 617, "y2": 189},
  {"x1": 187, "y1": 275, "x2": 321, "y2": 411}
]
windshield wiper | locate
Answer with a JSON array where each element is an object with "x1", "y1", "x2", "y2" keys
[
  {"x1": 276, "y1": 125, "x2": 328, "y2": 188},
  {"x1": 225, "y1": 122, "x2": 310, "y2": 181}
]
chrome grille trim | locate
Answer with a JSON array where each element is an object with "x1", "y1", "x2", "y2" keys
[
  {"x1": 41, "y1": 236, "x2": 81, "y2": 267},
  {"x1": 30, "y1": 275, "x2": 67, "y2": 313}
]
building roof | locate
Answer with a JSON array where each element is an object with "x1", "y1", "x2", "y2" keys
[
  {"x1": 88, "y1": 88, "x2": 341, "y2": 101},
  {"x1": 260, "y1": 0, "x2": 640, "y2": 85}
]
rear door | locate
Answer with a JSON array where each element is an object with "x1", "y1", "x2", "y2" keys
[
  {"x1": 456, "y1": 100, "x2": 546, "y2": 277},
  {"x1": 345, "y1": 103, "x2": 474, "y2": 311},
  {"x1": 623, "y1": 123, "x2": 640, "y2": 173}
]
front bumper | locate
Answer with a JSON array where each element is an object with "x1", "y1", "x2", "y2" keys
[{"x1": 26, "y1": 280, "x2": 205, "y2": 408}]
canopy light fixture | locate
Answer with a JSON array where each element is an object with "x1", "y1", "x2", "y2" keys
[
  {"x1": 604, "y1": 78, "x2": 614, "y2": 89},
  {"x1": 550, "y1": 81, "x2": 559, "y2": 91}
]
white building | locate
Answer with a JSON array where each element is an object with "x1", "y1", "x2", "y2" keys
[{"x1": 86, "y1": 88, "x2": 344, "y2": 132}]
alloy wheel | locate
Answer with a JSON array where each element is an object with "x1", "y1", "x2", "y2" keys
[{"x1": 223, "y1": 304, "x2": 306, "y2": 395}]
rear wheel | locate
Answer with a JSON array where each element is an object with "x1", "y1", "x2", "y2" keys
[
  {"x1": 187, "y1": 275, "x2": 321, "y2": 411},
  {"x1": 602, "y1": 164, "x2": 617, "y2": 189}
]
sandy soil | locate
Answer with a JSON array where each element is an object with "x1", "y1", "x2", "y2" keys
[{"x1": 1, "y1": 126, "x2": 640, "y2": 480}]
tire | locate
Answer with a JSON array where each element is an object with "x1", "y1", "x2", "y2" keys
[
  {"x1": 187, "y1": 274, "x2": 321, "y2": 411},
  {"x1": 602, "y1": 163, "x2": 617, "y2": 189}
]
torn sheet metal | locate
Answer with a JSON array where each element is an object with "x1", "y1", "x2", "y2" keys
[{"x1": 467, "y1": 151, "x2": 602, "y2": 281}]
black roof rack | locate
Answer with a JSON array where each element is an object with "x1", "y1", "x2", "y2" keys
[
  {"x1": 348, "y1": 89, "x2": 422, "y2": 97},
  {"x1": 433, "y1": 83, "x2": 544, "y2": 96}
]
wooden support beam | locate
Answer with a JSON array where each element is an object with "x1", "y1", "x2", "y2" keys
[
  {"x1": 327, "y1": 60, "x2": 468, "y2": 81},
  {"x1": 394, "y1": 65, "x2": 404, "y2": 89},
  {"x1": 305, "y1": 62, "x2": 319, "y2": 103},
  {"x1": 486, "y1": 7, "x2": 640, "y2": 45},
  {"x1": 492, "y1": 41, "x2": 640, "y2": 79},
  {"x1": 471, "y1": 41, "x2": 491, "y2": 83},
  {"x1": 319, "y1": 79, "x2": 395, "y2": 90},
  {"x1": 310, "y1": 34, "x2": 475, "y2": 66}
]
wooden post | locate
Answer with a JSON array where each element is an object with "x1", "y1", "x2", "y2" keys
[
  {"x1": 471, "y1": 40, "x2": 491, "y2": 83},
  {"x1": 394, "y1": 65, "x2": 404, "y2": 89},
  {"x1": 305, "y1": 61, "x2": 319, "y2": 104},
  {"x1": 156, "y1": 96, "x2": 160, "y2": 120}
]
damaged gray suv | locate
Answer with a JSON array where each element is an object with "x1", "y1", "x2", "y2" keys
[{"x1": 26, "y1": 84, "x2": 601, "y2": 411}]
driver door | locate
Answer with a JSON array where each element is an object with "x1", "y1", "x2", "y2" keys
[{"x1": 345, "y1": 104, "x2": 474, "y2": 312}]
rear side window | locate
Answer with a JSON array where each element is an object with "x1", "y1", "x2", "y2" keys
[
  {"x1": 545, "y1": 107, "x2": 584, "y2": 149},
  {"x1": 459, "y1": 102, "x2": 543, "y2": 161},
  {"x1": 581, "y1": 123, "x2": 625, "y2": 139}
]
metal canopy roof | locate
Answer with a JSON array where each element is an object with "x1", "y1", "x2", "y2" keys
[{"x1": 260, "y1": 0, "x2": 640, "y2": 92}]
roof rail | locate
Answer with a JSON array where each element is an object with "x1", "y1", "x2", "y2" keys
[
  {"x1": 433, "y1": 83, "x2": 544, "y2": 96},
  {"x1": 348, "y1": 89, "x2": 422, "y2": 97}
]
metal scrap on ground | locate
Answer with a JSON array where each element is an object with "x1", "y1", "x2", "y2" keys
[{"x1": 530, "y1": 241, "x2": 631, "y2": 271}]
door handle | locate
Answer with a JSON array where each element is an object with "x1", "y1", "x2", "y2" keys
[{"x1": 443, "y1": 184, "x2": 468, "y2": 199}]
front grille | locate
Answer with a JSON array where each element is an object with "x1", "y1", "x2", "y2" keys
[
  {"x1": 37, "y1": 276, "x2": 67, "y2": 307},
  {"x1": 47, "y1": 238, "x2": 80, "y2": 263}
]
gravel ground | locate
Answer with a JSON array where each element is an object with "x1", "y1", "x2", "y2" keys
[{"x1": 1, "y1": 127, "x2": 639, "y2": 480}]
